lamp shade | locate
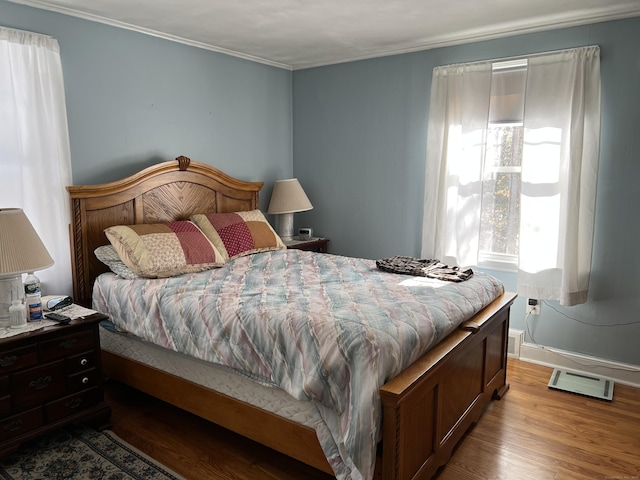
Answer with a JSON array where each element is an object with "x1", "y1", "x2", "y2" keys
[
  {"x1": 267, "y1": 179, "x2": 313, "y2": 214},
  {"x1": 0, "y1": 208, "x2": 54, "y2": 276}
]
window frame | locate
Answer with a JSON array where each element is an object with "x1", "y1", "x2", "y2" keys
[
  {"x1": 477, "y1": 60, "x2": 527, "y2": 272},
  {"x1": 478, "y1": 123, "x2": 523, "y2": 272}
]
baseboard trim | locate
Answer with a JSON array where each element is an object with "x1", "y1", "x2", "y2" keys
[{"x1": 518, "y1": 342, "x2": 640, "y2": 388}]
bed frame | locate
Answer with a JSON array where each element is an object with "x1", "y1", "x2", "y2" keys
[{"x1": 67, "y1": 156, "x2": 516, "y2": 480}]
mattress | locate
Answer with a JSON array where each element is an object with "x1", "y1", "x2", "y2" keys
[{"x1": 100, "y1": 323, "x2": 319, "y2": 427}]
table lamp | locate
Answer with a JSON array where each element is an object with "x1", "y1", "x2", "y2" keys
[
  {"x1": 0, "y1": 209, "x2": 54, "y2": 326},
  {"x1": 267, "y1": 179, "x2": 313, "y2": 241}
]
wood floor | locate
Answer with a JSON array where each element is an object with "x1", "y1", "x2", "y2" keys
[{"x1": 104, "y1": 358, "x2": 640, "y2": 480}]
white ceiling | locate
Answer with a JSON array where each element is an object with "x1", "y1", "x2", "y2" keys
[{"x1": 8, "y1": 0, "x2": 640, "y2": 69}]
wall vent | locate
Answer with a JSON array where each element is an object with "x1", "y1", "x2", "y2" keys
[{"x1": 507, "y1": 330, "x2": 524, "y2": 358}]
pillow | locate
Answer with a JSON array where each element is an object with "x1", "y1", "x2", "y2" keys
[
  {"x1": 94, "y1": 245, "x2": 139, "y2": 280},
  {"x1": 104, "y1": 221, "x2": 225, "y2": 278},
  {"x1": 191, "y1": 210, "x2": 285, "y2": 261}
]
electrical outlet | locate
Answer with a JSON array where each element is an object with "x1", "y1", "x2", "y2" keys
[{"x1": 526, "y1": 298, "x2": 540, "y2": 315}]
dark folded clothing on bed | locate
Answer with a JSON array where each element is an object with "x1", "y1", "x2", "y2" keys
[{"x1": 376, "y1": 256, "x2": 473, "y2": 282}]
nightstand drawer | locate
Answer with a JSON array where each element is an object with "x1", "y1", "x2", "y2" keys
[
  {"x1": 68, "y1": 369, "x2": 99, "y2": 393},
  {"x1": 46, "y1": 388, "x2": 100, "y2": 423},
  {"x1": 12, "y1": 361, "x2": 67, "y2": 409},
  {"x1": 0, "y1": 407, "x2": 43, "y2": 442},
  {"x1": 40, "y1": 330, "x2": 94, "y2": 363},
  {"x1": 0, "y1": 346, "x2": 37, "y2": 375},
  {"x1": 67, "y1": 351, "x2": 97, "y2": 375}
]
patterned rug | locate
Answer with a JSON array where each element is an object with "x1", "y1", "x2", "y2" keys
[{"x1": 0, "y1": 426, "x2": 185, "y2": 480}]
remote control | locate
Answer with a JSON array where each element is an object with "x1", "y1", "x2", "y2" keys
[{"x1": 45, "y1": 312, "x2": 71, "y2": 324}]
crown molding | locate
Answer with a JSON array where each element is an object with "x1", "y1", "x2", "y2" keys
[
  {"x1": 6, "y1": 0, "x2": 293, "y2": 70},
  {"x1": 8, "y1": 0, "x2": 640, "y2": 71},
  {"x1": 292, "y1": 6, "x2": 640, "y2": 69}
]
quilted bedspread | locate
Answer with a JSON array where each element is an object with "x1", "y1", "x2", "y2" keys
[{"x1": 93, "y1": 249, "x2": 504, "y2": 480}]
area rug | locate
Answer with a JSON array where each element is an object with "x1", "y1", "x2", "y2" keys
[{"x1": 0, "y1": 426, "x2": 185, "y2": 480}]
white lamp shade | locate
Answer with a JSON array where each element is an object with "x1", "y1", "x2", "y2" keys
[
  {"x1": 267, "y1": 179, "x2": 313, "y2": 215},
  {"x1": 0, "y1": 208, "x2": 54, "y2": 276}
]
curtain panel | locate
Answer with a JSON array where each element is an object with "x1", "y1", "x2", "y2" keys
[
  {"x1": 421, "y1": 46, "x2": 601, "y2": 306},
  {"x1": 421, "y1": 61, "x2": 492, "y2": 269},
  {"x1": 0, "y1": 27, "x2": 73, "y2": 296}
]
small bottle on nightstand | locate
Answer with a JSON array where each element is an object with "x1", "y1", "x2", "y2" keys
[
  {"x1": 9, "y1": 299, "x2": 27, "y2": 328},
  {"x1": 24, "y1": 272, "x2": 43, "y2": 321},
  {"x1": 24, "y1": 272, "x2": 41, "y2": 295},
  {"x1": 25, "y1": 293, "x2": 43, "y2": 321}
]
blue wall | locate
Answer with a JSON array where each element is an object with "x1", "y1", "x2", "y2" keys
[
  {"x1": 0, "y1": 0, "x2": 293, "y2": 211},
  {"x1": 293, "y1": 18, "x2": 640, "y2": 366}
]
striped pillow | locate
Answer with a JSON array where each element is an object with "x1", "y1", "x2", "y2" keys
[
  {"x1": 191, "y1": 210, "x2": 285, "y2": 262},
  {"x1": 104, "y1": 221, "x2": 225, "y2": 278}
]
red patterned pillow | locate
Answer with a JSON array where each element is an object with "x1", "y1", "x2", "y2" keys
[
  {"x1": 104, "y1": 221, "x2": 225, "y2": 278},
  {"x1": 191, "y1": 210, "x2": 285, "y2": 261}
]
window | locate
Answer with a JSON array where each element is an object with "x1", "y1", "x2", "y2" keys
[
  {"x1": 478, "y1": 123, "x2": 522, "y2": 269},
  {"x1": 422, "y1": 47, "x2": 601, "y2": 305},
  {"x1": 478, "y1": 62, "x2": 526, "y2": 270}
]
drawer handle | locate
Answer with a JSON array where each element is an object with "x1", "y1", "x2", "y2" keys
[
  {"x1": 65, "y1": 398, "x2": 83, "y2": 410},
  {"x1": 80, "y1": 358, "x2": 88, "y2": 366},
  {"x1": 60, "y1": 339, "x2": 77, "y2": 349},
  {"x1": 3, "y1": 419, "x2": 23, "y2": 432},
  {"x1": 29, "y1": 375, "x2": 53, "y2": 390},
  {"x1": 0, "y1": 356, "x2": 17, "y2": 368},
  {"x1": 81, "y1": 377, "x2": 89, "y2": 384}
]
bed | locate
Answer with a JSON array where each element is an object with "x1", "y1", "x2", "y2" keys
[{"x1": 67, "y1": 155, "x2": 516, "y2": 480}]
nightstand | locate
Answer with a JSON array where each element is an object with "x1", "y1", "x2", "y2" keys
[
  {"x1": 0, "y1": 313, "x2": 111, "y2": 457},
  {"x1": 284, "y1": 237, "x2": 329, "y2": 253}
]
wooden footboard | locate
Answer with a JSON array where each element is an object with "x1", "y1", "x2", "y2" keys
[{"x1": 380, "y1": 292, "x2": 515, "y2": 480}]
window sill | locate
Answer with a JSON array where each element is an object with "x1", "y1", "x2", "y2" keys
[{"x1": 477, "y1": 254, "x2": 518, "y2": 273}]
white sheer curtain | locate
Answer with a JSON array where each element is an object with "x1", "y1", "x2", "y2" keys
[
  {"x1": 0, "y1": 27, "x2": 73, "y2": 296},
  {"x1": 422, "y1": 61, "x2": 492, "y2": 268},
  {"x1": 421, "y1": 46, "x2": 601, "y2": 306},
  {"x1": 518, "y1": 46, "x2": 600, "y2": 306}
]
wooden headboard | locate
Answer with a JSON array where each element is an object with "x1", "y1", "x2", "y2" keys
[{"x1": 67, "y1": 155, "x2": 264, "y2": 306}]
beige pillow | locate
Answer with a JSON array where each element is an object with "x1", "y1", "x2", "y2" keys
[
  {"x1": 104, "y1": 221, "x2": 225, "y2": 278},
  {"x1": 191, "y1": 210, "x2": 285, "y2": 262}
]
